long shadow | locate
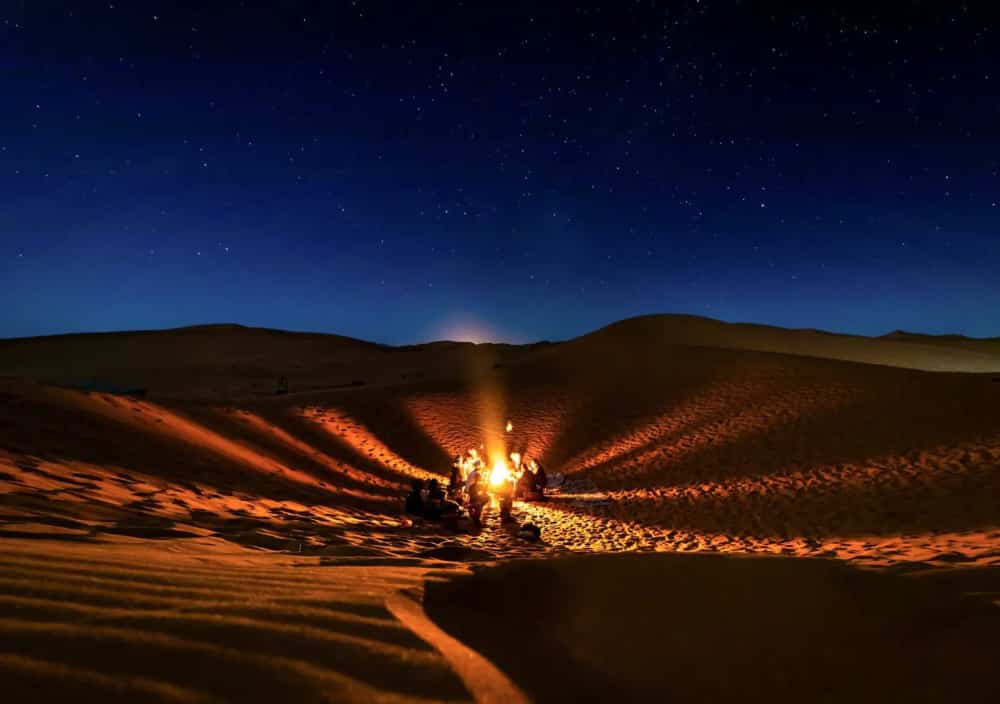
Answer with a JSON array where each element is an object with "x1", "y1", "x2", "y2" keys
[
  {"x1": 568, "y1": 381, "x2": 783, "y2": 482},
  {"x1": 276, "y1": 408, "x2": 433, "y2": 488},
  {"x1": 426, "y1": 553, "x2": 1000, "y2": 703},
  {"x1": 536, "y1": 345, "x2": 1000, "y2": 488},
  {"x1": 541, "y1": 428, "x2": 1000, "y2": 543},
  {"x1": 551, "y1": 352, "x2": 999, "y2": 495},
  {"x1": 294, "y1": 405, "x2": 443, "y2": 484},
  {"x1": 330, "y1": 391, "x2": 458, "y2": 474},
  {"x1": 401, "y1": 383, "x2": 506, "y2": 458},
  {"x1": 496, "y1": 379, "x2": 581, "y2": 462},
  {"x1": 602, "y1": 447, "x2": 1000, "y2": 540},
  {"x1": 185, "y1": 406, "x2": 402, "y2": 497},
  {"x1": 0, "y1": 392, "x2": 362, "y2": 510},
  {"x1": 537, "y1": 345, "x2": 779, "y2": 473},
  {"x1": 630, "y1": 374, "x2": 996, "y2": 491},
  {"x1": 0, "y1": 449, "x2": 399, "y2": 556}
]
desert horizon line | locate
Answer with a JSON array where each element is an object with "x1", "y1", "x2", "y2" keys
[{"x1": 2, "y1": 311, "x2": 997, "y2": 346}]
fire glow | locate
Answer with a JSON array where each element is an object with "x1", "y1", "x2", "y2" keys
[
  {"x1": 454, "y1": 419, "x2": 535, "y2": 493},
  {"x1": 490, "y1": 457, "x2": 512, "y2": 487}
]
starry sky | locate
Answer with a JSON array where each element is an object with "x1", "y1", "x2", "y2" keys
[{"x1": 3, "y1": 1, "x2": 999, "y2": 343}]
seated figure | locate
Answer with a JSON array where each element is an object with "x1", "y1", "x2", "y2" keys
[
  {"x1": 424, "y1": 478, "x2": 445, "y2": 520},
  {"x1": 405, "y1": 479, "x2": 425, "y2": 516}
]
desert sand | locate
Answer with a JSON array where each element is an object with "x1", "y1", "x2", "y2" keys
[{"x1": 1, "y1": 314, "x2": 998, "y2": 702}]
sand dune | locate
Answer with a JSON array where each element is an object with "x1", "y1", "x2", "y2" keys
[
  {"x1": 2, "y1": 315, "x2": 999, "y2": 402},
  {"x1": 573, "y1": 314, "x2": 1000, "y2": 372},
  {"x1": 1, "y1": 315, "x2": 998, "y2": 701},
  {"x1": 0, "y1": 323, "x2": 520, "y2": 400}
]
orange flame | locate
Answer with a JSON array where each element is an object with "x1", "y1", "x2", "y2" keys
[{"x1": 489, "y1": 457, "x2": 512, "y2": 487}]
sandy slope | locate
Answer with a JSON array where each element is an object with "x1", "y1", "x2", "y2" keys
[
  {"x1": 574, "y1": 315, "x2": 1000, "y2": 372},
  {"x1": 0, "y1": 537, "x2": 474, "y2": 703},
  {"x1": 1, "y1": 315, "x2": 998, "y2": 701},
  {"x1": 882, "y1": 329, "x2": 1000, "y2": 355}
]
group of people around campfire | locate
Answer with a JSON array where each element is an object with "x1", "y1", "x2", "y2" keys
[{"x1": 404, "y1": 448, "x2": 547, "y2": 536}]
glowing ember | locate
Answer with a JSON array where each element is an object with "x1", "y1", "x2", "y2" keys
[{"x1": 506, "y1": 420, "x2": 513, "y2": 432}]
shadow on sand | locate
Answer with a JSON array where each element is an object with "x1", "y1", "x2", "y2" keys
[{"x1": 426, "y1": 552, "x2": 1000, "y2": 703}]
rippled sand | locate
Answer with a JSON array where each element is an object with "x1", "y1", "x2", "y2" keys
[{"x1": 1, "y1": 316, "x2": 998, "y2": 701}]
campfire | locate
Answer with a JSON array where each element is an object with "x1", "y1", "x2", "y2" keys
[
  {"x1": 453, "y1": 421, "x2": 539, "y2": 496},
  {"x1": 489, "y1": 457, "x2": 512, "y2": 487},
  {"x1": 417, "y1": 419, "x2": 551, "y2": 530}
]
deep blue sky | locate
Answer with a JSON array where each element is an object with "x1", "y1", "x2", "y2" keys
[{"x1": 3, "y1": 1, "x2": 999, "y2": 343}]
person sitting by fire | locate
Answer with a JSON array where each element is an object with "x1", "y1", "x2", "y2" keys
[
  {"x1": 405, "y1": 478, "x2": 425, "y2": 517},
  {"x1": 517, "y1": 462, "x2": 536, "y2": 499},
  {"x1": 533, "y1": 461, "x2": 548, "y2": 500},
  {"x1": 514, "y1": 459, "x2": 546, "y2": 501},
  {"x1": 465, "y1": 465, "x2": 489, "y2": 528},
  {"x1": 448, "y1": 456, "x2": 464, "y2": 499},
  {"x1": 423, "y1": 478, "x2": 446, "y2": 520},
  {"x1": 496, "y1": 472, "x2": 516, "y2": 523},
  {"x1": 439, "y1": 495, "x2": 463, "y2": 531}
]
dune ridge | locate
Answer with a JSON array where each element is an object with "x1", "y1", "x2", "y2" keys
[{"x1": 2, "y1": 314, "x2": 1000, "y2": 402}]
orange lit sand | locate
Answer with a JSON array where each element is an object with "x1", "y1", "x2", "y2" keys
[{"x1": 1, "y1": 315, "x2": 998, "y2": 701}]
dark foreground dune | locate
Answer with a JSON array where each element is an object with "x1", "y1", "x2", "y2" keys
[
  {"x1": 428, "y1": 552, "x2": 1000, "y2": 703},
  {"x1": 0, "y1": 314, "x2": 998, "y2": 701}
]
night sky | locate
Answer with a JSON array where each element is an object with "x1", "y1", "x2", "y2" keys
[{"x1": 3, "y1": 2, "x2": 999, "y2": 344}]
